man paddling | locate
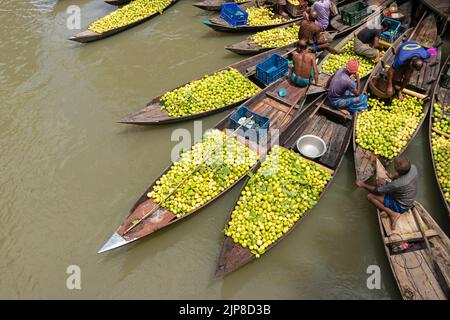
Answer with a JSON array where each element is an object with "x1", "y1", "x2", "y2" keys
[
  {"x1": 298, "y1": 10, "x2": 340, "y2": 54},
  {"x1": 327, "y1": 60, "x2": 367, "y2": 115},
  {"x1": 356, "y1": 155, "x2": 418, "y2": 230},
  {"x1": 386, "y1": 41, "x2": 435, "y2": 100},
  {"x1": 354, "y1": 20, "x2": 391, "y2": 62},
  {"x1": 290, "y1": 40, "x2": 319, "y2": 87}
]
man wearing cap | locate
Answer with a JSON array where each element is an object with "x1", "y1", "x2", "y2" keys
[
  {"x1": 354, "y1": 20, "x2": 391, "y2": 62},
  {"x1": 386, "y1": 41, "x2": 434, "y2": 100},
  {"x1": 327, "y1": 60, "x2": 367, "y2": 115}
]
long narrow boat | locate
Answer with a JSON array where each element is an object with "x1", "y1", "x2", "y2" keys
[
  {"x1": 214, "y1": 94, "x2": 355, "y2": 277},
  {"x1": 105, "y1": 0, "x2": 133, "y2": 6},
  {"x1": 202, "y1": 1, "x2": 302, "y2": 32},
  {"x1": 99, "y1": 72, "x2": 310, "y2": 253},
  {"x1": 69, "y1": 0, "x2": 179, "y2": 43},
  {"x1": 225, "y1": 0, "x2": 390, "y2": 55},
  {"x1": 119, "y1": 44, "x2": 296, "y2": 125},
  {"x1": 429, "y1": 54, "x2": 450, "y2": 216},
  {"x1": 353, "y1": 12, "x2": 441, "y2": 182},
  {"x1": 193, "y1": 0, "x2": 349, "y2": 12},
  {"x1": 375, "y1": 159, "x2": 450, "y2": 300},
  {"x1": 307, "y1": 0, "x2": 412, "y2": 96},
  {"x1": 193, "y1": 0, "x2": 251, "y2": 12},
  {"x1": 420, "y1": 0, "x2": 450, "y2": 34}
]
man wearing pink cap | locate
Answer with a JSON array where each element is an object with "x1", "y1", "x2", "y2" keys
[{"x1": 327, "y1": 60, "x2": 367, "y2": 115}]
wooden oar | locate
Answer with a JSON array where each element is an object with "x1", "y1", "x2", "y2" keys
[
  {"x1": 432, "y1": 128, "x2": 450, "y2": 139},
  {"x1": 123, "y1": 116, "x2": 256, "y2": 235}
]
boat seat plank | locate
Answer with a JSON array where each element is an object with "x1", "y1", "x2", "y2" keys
[
  {"x1": 266, "y1": 79, "x2": 307, "y2": 106},
  {"x1": 261, "y1": 97, "x2": 291, "y2": 113},
  {"x1": 384, "y1": 230, "x2": 439, "y2": 244},
  {"x1": 320, "y1": 123, "x2": 348, "y2": 169},
  {"x1": 320, "y1": 104, "x2": 353, "y2": 121},
  {"x1": 355, "y1": 146, "x2": 375, "y2": 181}
]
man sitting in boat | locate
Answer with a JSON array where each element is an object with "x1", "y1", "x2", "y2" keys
[
  {"x1": 276, "y1": 0, "x2": 289, "y2": 17},
  {"x1": 354, "y1": 20, "x2": 391, "y2": 63},
  {"x1": 356, "y1": 155, "x2": 418, "y2": 229},
  {"x1": 326, "y1": 60, "x2": 367, "y2": 115},
  {"x1": 304, "y1": 0, "x2": 336, "y2": 31},
  {"x1": 298, "y1": 10, "x2": 340, "y2": 54},
  {"x1": 290, "y1": 40, "x2": 318, "y2": 87},
  {"x1": 386, "y1": 41, "x2": 434, "y2": 100}
]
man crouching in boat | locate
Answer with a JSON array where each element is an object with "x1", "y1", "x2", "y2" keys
[
  {"x1": 354, "y1": 20, "x2": 391, "y2": 63},
  {"x1": 290, "y1": 40, "x2": 319, "y2": 87},
  {"x1": 386, "y1": 41, "x2": 435, "y2": 100},
  {"x1": 356, "y1": 155, "x2": 418, "y2": 229},
  {"x1": 298, "y1": 10, "x2": 341, "y2": 55},
  {"x1": 326, "y1": 60, "x2": 367, "y2": 116}
]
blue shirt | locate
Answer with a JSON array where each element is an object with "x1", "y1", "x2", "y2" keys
[
  {"x1": 392, "y1": 41, "x2": 430, "y2": 69},
  {"x1": 328, "y1": 68, "x2": 354, "y2": 100}
]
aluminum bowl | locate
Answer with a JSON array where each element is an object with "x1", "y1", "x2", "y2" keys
[{"x1": 296, "y1": 135, "x2": 327, "y2": 159}]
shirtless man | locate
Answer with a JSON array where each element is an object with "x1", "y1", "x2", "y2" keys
[
  {"x1": 290, "y1": 40, "x2": 319, "y2": 87},
  {"x1": 298, "y1": 10, "x2": 340, "y2": 54}
]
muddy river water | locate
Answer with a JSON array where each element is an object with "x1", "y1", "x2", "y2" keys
[{"x1": 0, "y1": 0, "x2": 449, "y2": 299}]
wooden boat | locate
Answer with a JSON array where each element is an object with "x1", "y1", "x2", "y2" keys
[
  {"x1": 307, "y1": 0, "x2": 412, "y2": 96},
  {"x1": 202, "y1": 1, "x2": 302, "y2": 33},
  {"x1": 353, "y1": 12, "x2": 441, "y2": 182},
  {"x1": 69, "y1": 0, "x2": 178, "y2": 43},
  {"x1": 225, "y1": 23, "x2": 337, "y2": 56},
  {"x1": 193, "y1": 0, "x2": 251, "y2": 12},
  {"x1": 375, "y1": 159, "x2": 450, "y2": 300},
  {"x1": 429, "y1": 54, "x2": 450, "y2": 216},
  {"x1": 193, "y1": 0, "x2": 349, "y2": 12},
  {"x1": 215, "y1": 94, "x2": 355, "y2": 277},
  {"x1": 99, "y1": 72, "x2": 310, "y2": 253},
  {"x1": 119, "y1": 44, "x2": 296, "y2": 125},
  {"x1": 104, "y1": 0, "x2": 132, "y2": 6},
  {"x1": 225, "y1": 0, "x2": 390, "y2": 55},
  {"x1": 420, "y1": 0, "x2": 450, "y2": 34}
]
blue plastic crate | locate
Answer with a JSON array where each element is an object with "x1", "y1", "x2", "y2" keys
[
  {"x1": 255, "y1": 54, "x2": 289, "y2": 85},
  {"x1": 380, "y1": 17, "x2": 401, "y2": 43},
  {"x1": 230, "y1": 106, "x2": 270, "y2": 142},
  {"x1": 220, "y1": 3, "x2": 248, "y2": 27}
]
